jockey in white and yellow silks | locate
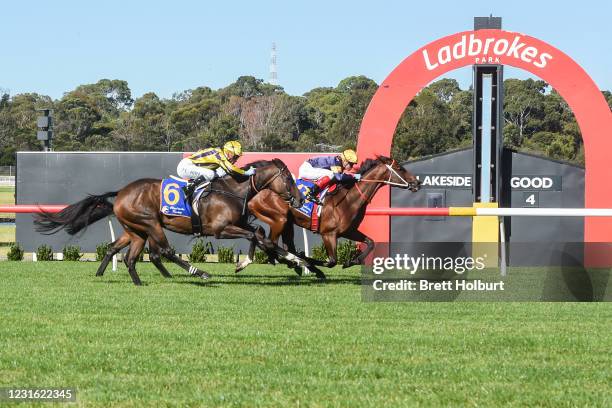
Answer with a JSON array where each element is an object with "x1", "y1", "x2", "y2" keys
[
  {"x1": 298, "y1": 149, "x2": 360, "y2": 202},
  {"x1": 177, "y1": 140, "x2": 256, "y2": 199}
]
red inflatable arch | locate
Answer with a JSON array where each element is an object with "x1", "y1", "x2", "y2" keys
[{"x1": 356, "y1": 29, "x2": 612, "y2": 262}]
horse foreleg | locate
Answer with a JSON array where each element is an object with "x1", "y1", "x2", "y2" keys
[
  {"x1": 96, "y1": 232, "x2": 130, "y2": 277},
  {"x1": 148, "y1": 239, "x2": 172, "y2": 278},
  {"x1": 341, "y1": 229, "x2": 375, "y2": 268}
]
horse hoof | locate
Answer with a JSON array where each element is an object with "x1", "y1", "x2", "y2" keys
[{"x1": 200, "y1": 272, "x2": 211, "y2": 280}]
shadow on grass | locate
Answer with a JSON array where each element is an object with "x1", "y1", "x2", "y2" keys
[{"x1": 173, "y1": 274, "x2": 362, "y2": 287}]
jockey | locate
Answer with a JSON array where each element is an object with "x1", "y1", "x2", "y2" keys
[
  {"x1": 178, "y1": 140, "x2": 256, "y2": 200},
  {"x1": 298, "y1": 149, "x2": 360, "y2": 202}
]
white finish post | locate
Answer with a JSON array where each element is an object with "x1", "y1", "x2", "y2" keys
[
  {"x1": 499, "y1": 218, "x2": 507, "y2": 277},
  {"x1": 109, "y1": 219, "x2": 117, "y2": 271},
  {"x1": 302, "y1": 227, "x2": 310, "y2": 276}
]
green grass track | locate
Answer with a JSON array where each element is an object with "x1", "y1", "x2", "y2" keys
[{"x1": 0, "y1": 262, "x2": 610, "y2": 406}]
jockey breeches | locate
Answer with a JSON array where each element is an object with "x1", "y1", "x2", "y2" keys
[
  {"x1": 177, "y1": 158, "x2": 216, "y2": 181},
  {"x1": 298, "y1": 161, "x2": 334, "y2": 181}
]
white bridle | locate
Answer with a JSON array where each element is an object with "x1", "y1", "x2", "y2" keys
[{"x1": 383, "y1": 164, "x2": 412, "y2": 187}]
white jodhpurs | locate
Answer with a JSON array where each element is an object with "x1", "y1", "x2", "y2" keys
[
  {"x1": 298, "y1": 161, "x2": 334, "y2": 181},
  {"x1": 177, "y1": 158, "x2": 216, "y2": 181}
]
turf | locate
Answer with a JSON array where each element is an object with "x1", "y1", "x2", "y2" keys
[{"x1": 0, "y1": 262, "x2": 610, "y2": 407}]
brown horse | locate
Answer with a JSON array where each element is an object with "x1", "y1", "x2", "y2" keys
[
  {"x1": 243, "y1": 156, "x2": 420, "y2": 275},
  {"x1": 34, "y1": 159, "x2": 305, "y2": 285}
]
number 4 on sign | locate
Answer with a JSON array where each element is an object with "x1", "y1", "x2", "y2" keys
[{"x1": 523, "y1": 192, "x2": 538, "y2": 207}]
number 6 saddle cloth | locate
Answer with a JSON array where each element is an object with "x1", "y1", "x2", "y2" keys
[{"x1": 160, "y1": 176, "x2": 209, "y2": 218}]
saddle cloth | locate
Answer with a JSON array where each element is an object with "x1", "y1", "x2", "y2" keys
[
  {"x1": 160, "y1": 176, "x2": 209, "y2": 218},
  {"x1": 160, "y1": 176, "x2": 192, "y2": 218},
  {"x1": 295, "y1": 179, "x2": 336, "y2": 231}
]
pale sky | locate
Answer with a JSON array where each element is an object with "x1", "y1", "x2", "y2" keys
[{"x1": 1, "y1": 0, "x2": 610, "y2": 99}]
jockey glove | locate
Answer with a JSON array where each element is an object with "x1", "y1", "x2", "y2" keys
[{"x1": 245, "y1": 167, "x2": 256, "y2": 176}]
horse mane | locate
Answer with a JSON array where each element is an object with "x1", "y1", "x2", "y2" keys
[
  {"x1": 242, "y1": 158, "x2": 289, "y2": 171},
  {"x1": 357, "y1": 155, "x2": 391, "y2": 175},
  {"x1": 241, "y1": 159, "x2": 272, "y2": 170}
]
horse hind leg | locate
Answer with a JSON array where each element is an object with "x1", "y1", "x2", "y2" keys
[
  {"x1": 341, "y1": 229, "x2": 374, "y2": 268},
  {"x1": 125, "y1": 234, "x2": 146, "y2": 286},
  {"x1": 148, "y1": 239, "x2": 172, "y2": 278},
  {"x1": 96, "y1": 232, "x2": 131, "y2": 277},
  {"x1": 147, "y1": 224, "x2": 210, "y2": 279}
]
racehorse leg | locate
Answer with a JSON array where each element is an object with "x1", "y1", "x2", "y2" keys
[
  {"x1": 96, "y1": 232, "x2": 130, "y2": 276},
  {"x1": 148, "y1": 225, "x2": 210, "y2": 279},
  {"x1": 218, "y1": 224, "x2": 286, "y2": 261},
  {"x1": 125, "y1": 234, "x2": 146, "y2": 286},
  {"x1": 280, "y1": 222, "x2": 297, "y2": 254},
  {"x1": 341, "y1": 229, "x2": 375, "y2": 268},
  {"x1": 235, "y1": 225, "x2": 265, "y2": 273},
  {"x1": 148, "y1": 239, "x2": 172, "y2": 278},
  {"x1": 279, "y1": 223, "x2": 303, "y2": 276},
  {"x1": 321, "y1": 233, "x2": 338, "y2": 268}
]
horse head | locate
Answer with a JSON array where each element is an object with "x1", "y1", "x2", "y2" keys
[
  {"x1": 246, "y1": 159, "x2": 304, "y2": 208},
  {"x1": 358, "y1": 156, "x2": 420, "y2": 192}
]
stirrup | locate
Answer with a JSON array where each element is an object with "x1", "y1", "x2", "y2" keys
[{"x1": 307, "y1": 192, "x2": 321, "y2": 205}]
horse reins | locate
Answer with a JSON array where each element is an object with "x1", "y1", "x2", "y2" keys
[{"x1": 250, "y1": 167, "x2": 296, "y2": 205}]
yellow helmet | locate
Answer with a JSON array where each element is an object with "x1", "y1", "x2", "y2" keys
[
  {"x1": 223, "y1": 140, "x2": 242, "y2": 157},
  {"x1": 340, "y1": 149, "x2": 358, "y2": 164}
]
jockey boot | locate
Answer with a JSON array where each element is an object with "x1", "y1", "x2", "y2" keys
[
  {"x1": 308, "y1": 176, "x2": 331, "y2": 204},
  {"x1": 183, "y1": 175, "x2": 207, "y2": 202}
]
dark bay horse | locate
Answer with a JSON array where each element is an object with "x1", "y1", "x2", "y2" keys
[
  {"x1": 34, "y1": 159, "x2": 304, "y2": 285},
  {"x1": 244, "y1": 156, "x2": 420, "y2": 276}
]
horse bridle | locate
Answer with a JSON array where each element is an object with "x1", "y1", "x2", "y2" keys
[
  {"x1": 360, "y1": 160, "x2": 420, "y2": 190},
  {"x1": 250, "y1": 165, "x2": 299, "y2": 207}
]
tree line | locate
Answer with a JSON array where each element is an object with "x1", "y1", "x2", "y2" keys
[{"x1": 0, "y1": 76, "x2": 610, "y2": 166}]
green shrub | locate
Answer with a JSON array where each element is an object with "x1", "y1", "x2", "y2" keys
[
  {"x1": 337, "y1": 240, "x2": 358, "y2": 265},
  {"x1": 96, "y1": 242, "x2": 111, "y2": 261},
  {"x1": 217, "y1": 246, "x2": 235, "y2": 263},
  {"x1": 36, "y1": 245, "x2": 53, "y2": 261},
  {"x1": 254, "y1": 250, "x2": 269, "y2": 264},
  {"x1": 189, "y1": 239, "x2": 208, "y2": 263},
  {"x1": 62, "y1": 245, "x2": 82, "y2": 261},
  {"x1": 7, "y1": 243, "x2": 24, "y2": 261},
  {"x1": 311, "y1": 242, "x2": 327, "y2": 262}
]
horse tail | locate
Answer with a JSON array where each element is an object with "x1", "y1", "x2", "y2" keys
[{"x1": 33, "y1": 191, "x2": 118, "y2": 235}]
